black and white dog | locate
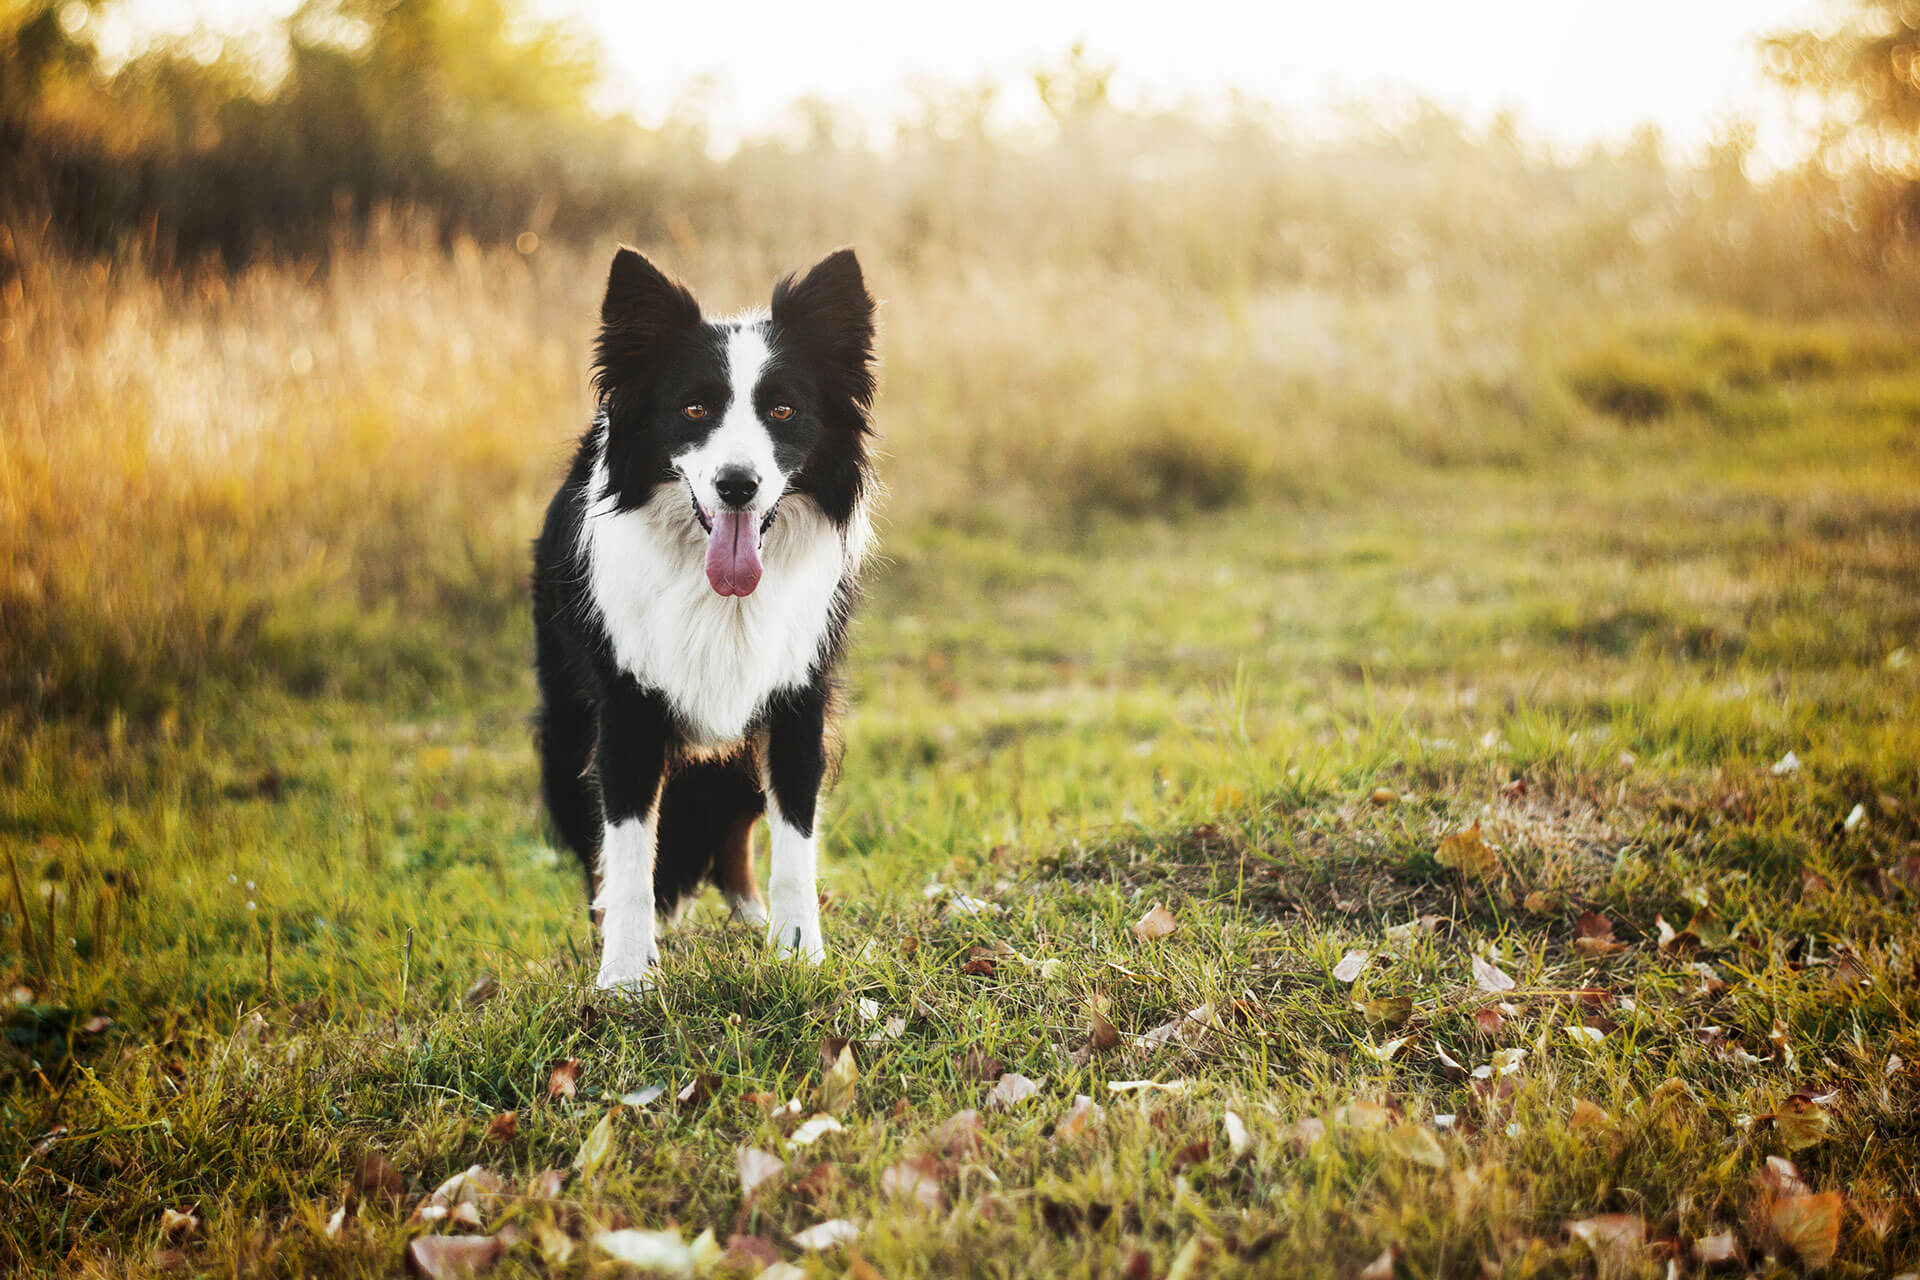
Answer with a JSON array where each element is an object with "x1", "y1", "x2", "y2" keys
[{"x1": 532, "y1": 247, "x2": 877, "y2": 990}]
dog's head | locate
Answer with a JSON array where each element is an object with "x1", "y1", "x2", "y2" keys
[{"x1": 591, "y1": 248, "x2": 876, "y2": 597}]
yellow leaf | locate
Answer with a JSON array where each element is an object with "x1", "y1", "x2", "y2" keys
[
  {"x1": 1769, "y1": 1192, "x2": 1842, "y2": 1270},
  {"x1": 1436, "y1": 823, "x2": 1498, "y2": 878},
  {"x1": 572, "y1": 1107, "x2": 620, "y2": 1181}
]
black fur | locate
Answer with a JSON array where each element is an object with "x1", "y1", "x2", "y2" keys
[{"x1": 532, "y1": 247, "x2": 876, "y2": 919}]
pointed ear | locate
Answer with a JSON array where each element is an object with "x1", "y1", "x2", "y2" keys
[
  {"x1": 770, "y1": 248, "x2": 877, "y2": 414},
  {"x1": 593, "y1": 247, "x2": 701, "y2": 394}
]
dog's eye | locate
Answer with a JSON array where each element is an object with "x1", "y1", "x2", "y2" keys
[
  {"x1": 683, "y1": 403, "x2": 708, "y2": 420},
  {"x1": 768, "y1": 404, "x2": 794, "y2": 421}
]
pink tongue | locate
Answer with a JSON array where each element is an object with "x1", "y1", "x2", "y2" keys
[{"x1": 704, "y1": 510, "x2": 762, "y2": 596}]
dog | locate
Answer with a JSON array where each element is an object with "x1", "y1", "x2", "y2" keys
[{"x1": 531, "y1": 247, "x2": 877, "y2": 991}]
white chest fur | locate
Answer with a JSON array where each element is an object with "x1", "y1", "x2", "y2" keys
[{"x1": 580, "y1": 479, "x2": 867, "y2": 747}]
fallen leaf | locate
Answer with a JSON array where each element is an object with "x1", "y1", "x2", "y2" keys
[
  {"x1": 791, "y1": 1219, "x2": 860, "y2": 1252},
  {"x1": 159, "y1": 1208, "x2": 199, "y2": 1241},
  {"x1": 1108, "y1": 1079, "x2": 1189, "y2": 1095},
  {"x1": 1472, "y1": 954, "x2": 1516, "y2": 995},
  {"x1": 572, "y1": 1108, "x2": 620, "y2": 1180},
  {"x1": 1770, "y1": 1091, "x2": 1833, "y2": 1151},
  {"x1": 1358, "y1": 1243, "x2": 1401, "y2": 1280},
  {"x1": 955, "y1": 1049, "x2": 1005, "y2": 1081},
  {"x1": 1332, "y1": 949, "x2": 1371, "y2": 983},
  {"x1": 737, "y1": 1146, "x2": 784, "y2": 1196},
  {"x1": 1370, "y1": 787, "x2": 1399, "y2": 806},
  {"x1": 757, "y1": 1265, "x2": 809, "y2": 1280},
  {"x1": 425, "y1": 1165, "x2": 506, "y2": 1212},
  {"x1": 461, "y1": 974, "x2": 498, "y2": 1007},
  {"x1": 1170, "y1": 1138, "x2": 1210, "y2": 1170},
  {"x1": 1132, "y1": 903, "x2": 1178, "y2": 940},
  {"x1": 593, "y1": 1229, "x2": 693, "y2": 1275},
  {"x1": 483, "y1": 1111, "x2": 517, "y2": 1143},
  {"x1": 676, "y1": 1075, "x2": 718, "y2": 1109},
  {"x1": 1088, "y1": 1001, "x2": 1122, "y2": 1054},
  {"x1": 931, "y1": 1110, "x2": 985, "y2": 1158},
  {"x1": 1283, "y1": 1116, "x2": 1328, "y2": 1149},
  {"x1": 619, "y1": 1085, "x2": 665, "y2": 1108},
  {"x1": 986, "y1": 1072, "x2": 1040, "y2": 1110},
  {"x1": 1388, "y1": 1124, "x2": 1445, "y2": 1168},
  {"x1": 1365, "y1": 1036, "x2": 1410, "y2": 1063},
  {"x1": 1164, "y1": 1233, "x2": 1208, "y2": 1280},
  {"x1": 960, "y1": 953, "x2": 997, "y2": 977},
  {"x1": 1570, "y1": 1098, "x2": 1611, "y2": 1131},
  {"x1": 1567, "y1": 1214, "x2": 1646, "y2": 1277},
  {"x1": 1436, "y1": 823, "x2": 1498, "y2": 878},
  {"x1": 1434, "y1": 1043, "x2": 1468, "y2": 1080},
  {"x1": 532, "y1": 1222, "x2": 575, "y2": 1266},
  {"x1": 1472, "y1": 1007, "x2": 1503, "y2": 1035},
  {"x1": 545, "y1": 1058, "x2": 582, "y2": 1101},
  {"x1": 1054, "y1": 1094, "x2": 1104, "y2": 1143},
  {"x1": 880, "y1": 1156, "x2": 944, "y2": 1210},
  {"x1": 1693, "y1": 1230, "x2": 1741, "y2": 1269},
  {"x1": 1771, "y1": 750, "x2": 1801, "y2": 776},
  {"x1": 791, "y1": 1160, "x2": 841, "y2": 1202},
  {"x1": 1359, "y1": 995, "x2": 1413, "y2": 1027},
  {"x1": 524, "y1": 1168, "x2": 569, "y2": 1199},
  {"x1": 722, "y1": 1236, "x2": 781, "y2": 1270},
  {"x1": 1223, "y1": 1110, "x2": 1251, "y2": 1155},
  {"x1": 818, "y1": 1042, "x2": 858, "y2": 1114},
  {"x1": 788, "y1": 1113, "x2": 845, "y2": 1147},
  {"x1": 1769, "y1": 1192, "x2": 1842, "y2": 1270},
  {"x1": 1572, "y1": 912, "x2": 1627, "y2": 957},
  {"x1": 406, "y1": 1235, "x2": 505, "y2": 1279},
  {"x1": 352, "y1": 1152, "x2": 404, "y2": 1211}
]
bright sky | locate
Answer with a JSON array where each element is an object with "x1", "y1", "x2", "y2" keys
[{"x1": 121, "y1": 0, "x2": 1831, "y2": 163}]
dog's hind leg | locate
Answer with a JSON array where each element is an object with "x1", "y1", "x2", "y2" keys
[
  {"x1": 656, "y1": 759, "x2": 767, "y2": 928},
  {"x1": 535, "y1": 634, "x2": 602, "y2": 903}
]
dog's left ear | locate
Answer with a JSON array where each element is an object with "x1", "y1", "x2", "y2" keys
[{"x1": 770, "y1": 248, "x2": 877, "y2": 415}]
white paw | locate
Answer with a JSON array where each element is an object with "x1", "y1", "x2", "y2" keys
[
  {"x1": 726, "y1": 893, "x2": 770, "y2": 929},
  {"x1": 767, "y1": 916, "x2": 825, "y2": 965},
  {"x1": 594, "y1": 950, "x2": 658, "y2": 993}
]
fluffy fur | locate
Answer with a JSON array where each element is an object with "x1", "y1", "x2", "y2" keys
[{"x1": 532, "y1": 247, "x2": 877, "y2": 990}]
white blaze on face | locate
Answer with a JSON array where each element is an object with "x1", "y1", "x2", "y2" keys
[{"x1": 674, "y1": 321, "x2": 785, "y2": 518}]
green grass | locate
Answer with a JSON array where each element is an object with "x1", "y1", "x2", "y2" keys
[{"x1": 6, "y1": 321, "x2": 1920, "y2": 1277}]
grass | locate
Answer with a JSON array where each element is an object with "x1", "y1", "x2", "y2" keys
[
  {"x1": 4, "y1": 157, "x2": 1920, "y2": 1272},
  {"x1": 5, "y1": 343, "x2": 1920, "y2": 1274}
]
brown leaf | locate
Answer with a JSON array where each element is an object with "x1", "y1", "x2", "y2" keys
[
  {"x1": 483, "y1": 1111, "x2": 517, "y2": 1143},
  {"x1": 1369, "y1": 787, "x2": 1399, "y2": 806},
  {"x1": 1358, "y1": 1243, "x2": 1401, "y2": 1280},
  {"x1": 1769, "y1": 1091, "x2": 1833, "y2": 1151},
  {"x1": 545, "y1": 1058, "x2": 582, "y2": 1101},
  {"x1": 722, "y1": 1236, "x2": 782, "y2": 1270},
  {"x1": 1436, "y1": 823, "x2": 1498, "y2": 878},
  {"x1": 1282, "y1": 1116, "x2": 1327, "y2": 1151},
  {"x1": 1769, "y1": 1192, "x2": 1842, "y2": 1270},
  {"x1": 1472, "y1": 1007, "x2": 1503, "y2": 1035},
  {"x1": 880, "y1": 1156, "x2": 944, "y2": 1211},
  {"x1": 676, "y1": 1074, "x2": 718, "y2": 1109},
  {"x1": 1131, "y1": 903, "x2": 1178, "y2": 940},
  {"x1": 791, "y1": 1160, "x2": 841, "y2": 1203},
  {"x1": 1693, "y1": 1230, "x2": 1741, "y2": 1269},
  {"x1": 159, "y1": 1208, "x2": 199, "y2": 1241},
  {"x1": 986, "y1": 1072, "x2": 1040, "y2": 1110},
  {"x1": 1170, "y1": 1139, "x2": 1211, "y2": 1171},
  {"x1": 1572, "y1": 912, "x2": 1627, "y2": 957},
  {"x1": 930, "y1": 1109, "x2": 985, "y2": 1158},
  {"x1": 461, "y1": 974, "x2": 498, "y2": 1007},
  {"x1": 818, "y1": 1042, "x2": 858, "y2": 1114},
  {"x1": 1567, "y1": 1214, "x2": 1646, "y2": 1277},
  {"x1": 1087, "y1": 1000, "x2": 1122, "y2": 1054},
  {"x1": 1054, "y1": 1094, "x2": 1104, "y2": 1143},
  {"x1": 960, "y1": 954, "x2": 997, "y2": 977},
  {"x1": 737, "y1": 1147, "x2": 784, "y2": 1197},
  {"x1": 351, "y1": 1152, "x2": 404, "y2": 1211},
  {"x1": 406, "y1": 1235, "x2": 504, "y2": 1279},
  {"x1": 1569, "y1": 1098, "x2": 1611, "y2": 1131},
  {"x1": 955, "y1": 1049, "x2": 1005, "y2": 1081}
]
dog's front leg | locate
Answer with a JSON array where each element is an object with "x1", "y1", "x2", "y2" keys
[
  {"x1": 593, "y1": 680, "x2": 671, "y2": 991},
  {"x1": 763, "y1": 684, "x2": 828, "y2": 963}
]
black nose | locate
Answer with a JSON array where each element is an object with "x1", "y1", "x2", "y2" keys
[{"x1": 714, "y1": 468, "x2": 759, "y2": 509}]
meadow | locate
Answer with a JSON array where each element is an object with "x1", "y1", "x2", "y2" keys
[{"x1": 4, "y1": 113, "x2": 1920, "y2": 1277}]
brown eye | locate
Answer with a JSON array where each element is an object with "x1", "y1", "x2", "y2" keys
[
  {"x1": 683, "y1": 403, "x2": 707, "y2": 420},
  {"x1": 768, "y1": 404, "x2": 793, "y2": 421}
]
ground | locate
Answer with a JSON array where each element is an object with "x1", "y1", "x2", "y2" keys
[{"x1": 4, "y1": 308, "x2": 1920, "y2": 1278}]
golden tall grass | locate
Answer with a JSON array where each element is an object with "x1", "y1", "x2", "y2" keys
[{"x1": 2, "y1": 113, "x2": 1913, "y2": 717}]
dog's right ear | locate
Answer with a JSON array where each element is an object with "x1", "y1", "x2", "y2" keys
[{"x1": 593, "y1": 247, "x2": 701, "y2": 395}]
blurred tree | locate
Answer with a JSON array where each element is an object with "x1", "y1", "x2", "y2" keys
[{"x1": 1, "y1": 1, "x2": 102, "y2": 132}]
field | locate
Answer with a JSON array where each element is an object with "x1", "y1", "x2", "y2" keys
[{"x1": 4, "y1": 183, "x2": 1920, "y2": 1276}]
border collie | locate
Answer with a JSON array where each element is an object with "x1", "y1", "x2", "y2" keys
[{"x1": 532, "y1": 247, "x2": 877, "y2": 991}]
